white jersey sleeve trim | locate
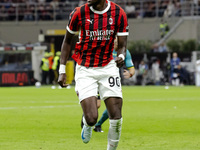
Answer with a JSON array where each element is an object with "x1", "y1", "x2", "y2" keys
[
  {"x1": 117, "y1": 32, "x2": 129, "y2": 36},
  {"x1": 66, "y1": 26, "x2": 79, "y2": 34}
]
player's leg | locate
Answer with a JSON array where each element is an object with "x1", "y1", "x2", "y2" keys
[
  {"x1": 80, "y1": 98, "x2": 98, "y2": 144},
  {"x1": 75, "y1": 64, "x2": 99, "y2": 143},
  {"x1": 98, "y1": 60, "x2": 123, "y2": 149},
  {"x1": 81, "y1": 95, "x2": 100, "y2": 128},
  {"x1": 81, "y1": 96, "x2": 98, "y2": 143},
  {"x1": 81, "y1": 96, "x2": 98, "y2": 126},
  {"x1": 93, "y1": 93, "x2": 104, "y2": 132},
  {"x1": 94, "y1": 109, "x2": 109, "y2": 132},
  {"x1": 105, "y1": 97, "x2": 122, "y2": 150}
]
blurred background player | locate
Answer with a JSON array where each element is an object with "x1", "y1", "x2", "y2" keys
[
  {"x1": 40, "y1": 52, "x2": 49, "y2": 84},
  {"x1": 52, "y1": 51, "x2": 61, "y2": 85},
  {"x1": 113, "y1": 38, "x2": 135, "y2": 84},
  {"x1": 93, "y1": 38, "x2": 135, "y2": 132}
]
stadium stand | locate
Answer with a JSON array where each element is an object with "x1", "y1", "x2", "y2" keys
[
  {"x1": 0, "y1": 0, "x2": 199, "y2": 21},
  {"x1": 0, "y1": 0, "x2": 200, "y2": 86}
]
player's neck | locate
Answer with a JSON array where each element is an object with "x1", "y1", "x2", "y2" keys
[{"x1": 93, "y1": 0, "x2": 107, "y2": 11}]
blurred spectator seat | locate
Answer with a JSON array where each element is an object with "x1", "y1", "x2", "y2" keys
[{"x1": 125, "y1": 2, "x2": 136, "y2": 18}]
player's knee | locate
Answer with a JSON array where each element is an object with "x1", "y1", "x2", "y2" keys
[
  {"x1": 109, "y1": 111, "x2": 121, "y2": 120},
  {"x1": 85, "y1": 114, "x2": 98, "y2": 126}
]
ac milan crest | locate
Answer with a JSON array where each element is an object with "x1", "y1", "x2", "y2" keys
[{"x1": 109, "y1": 17, "x2": 113, "y2": 25}]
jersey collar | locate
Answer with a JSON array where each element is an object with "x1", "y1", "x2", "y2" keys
[{"x1": 90, "y1": 0, "x2": 110, "y2": 14}]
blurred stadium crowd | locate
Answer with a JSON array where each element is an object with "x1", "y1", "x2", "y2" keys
[
  {"x1": 0, "y1": 0, "x2": 200, "y2": 21},
  {"x1": 0, "y1": 0, "x2": 200, "y2": 87}
]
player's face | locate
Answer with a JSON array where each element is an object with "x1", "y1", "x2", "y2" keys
[{"x1": 87, "y1": 0, "x2": 101, "y2": 6}]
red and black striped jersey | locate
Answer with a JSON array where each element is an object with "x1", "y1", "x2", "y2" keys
[{"x1": 67, "y1": 0, "x2": 129, "y2": 67}]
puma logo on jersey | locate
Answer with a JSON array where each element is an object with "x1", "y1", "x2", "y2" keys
[{"x1": 87, "y1": 19, "x2": 93, "y2": 24}]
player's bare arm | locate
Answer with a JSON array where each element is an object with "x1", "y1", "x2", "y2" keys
[
  {"x1": 58, "y1": 30, "x2": 74, "y2": 87},
  {"x1": 115, "y1": 36, "x2": 127, "y2": 68},
  {"x1": 123, "y1": 67, "x2": 135, "y2": 79}
]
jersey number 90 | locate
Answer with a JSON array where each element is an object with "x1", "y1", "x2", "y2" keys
[{"x1": 108, "y1": 76, "x2": 120, "y2": 87}]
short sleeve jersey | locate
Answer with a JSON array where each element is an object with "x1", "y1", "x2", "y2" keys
[{"x1": 67, "y1": 0, "x2": 129, "y2": 67}]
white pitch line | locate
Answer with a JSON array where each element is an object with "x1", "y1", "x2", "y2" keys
[
  {"x1": 0, "y1": 105, "x2": 79, "y2": 110},
  {"x1": 1, "y1": 98, "x2": 200, "y2": 110},
  {"x1": 0, "y1": 101, "x2": 77, "y2": 104},
  {"x1": 125, "y1": 97, "x2": 200, "y2": 102},
  {"x1": 1, "y1": 97, "x2": 200, "y2": 105}
]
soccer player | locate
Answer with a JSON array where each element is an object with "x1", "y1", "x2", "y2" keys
[
  {"x1": 58, "y1": 0, "x2": 129, "y2": 149},
  {"x1": 94, "y1": 38, "x2": 135, "y2": 132}
]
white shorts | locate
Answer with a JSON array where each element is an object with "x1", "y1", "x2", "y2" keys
[{"x1": 75, "y1": 60, "x2": 123, "y2": 102}]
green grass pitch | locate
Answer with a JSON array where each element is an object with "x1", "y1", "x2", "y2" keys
[{"x1": 0, "y1": 86, "x2": 200, "y2": 150}]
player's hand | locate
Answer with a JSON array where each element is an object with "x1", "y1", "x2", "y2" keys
[
  {"x1": 123, "y1": 69, "x2": 131, "y2": 79},
  {"x1": 115, "y1": 57, "x2": 124, "y2": 68},
  {"x1": 58, "y1": 73, "x2": 68, "y2": 88}
]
